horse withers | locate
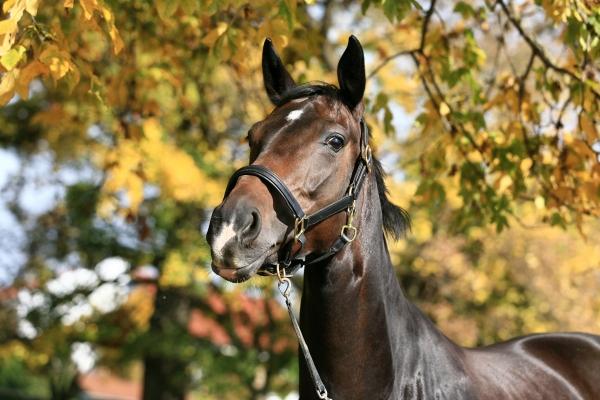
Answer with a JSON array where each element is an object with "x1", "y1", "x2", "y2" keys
[{"x1": 206, "y1": 36, "x2": 600, "y2": 400}]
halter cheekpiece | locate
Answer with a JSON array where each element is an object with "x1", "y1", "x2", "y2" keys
[{"x1": 223, "y1": 118, "x2": 372, "y2": 277}]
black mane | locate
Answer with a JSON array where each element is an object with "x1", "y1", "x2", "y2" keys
[
  {"x1": 272, "y1": 82, "x2": 341, "y2": 107},
  {"x1": 277, "y1": 83, "x2": 411, "y2": 239}
]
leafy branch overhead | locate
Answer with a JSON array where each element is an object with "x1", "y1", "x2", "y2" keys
[
  {"x1": 0, "y1": 0, "x2": 599, "y2": 398},
  {"x1": 366, "y1": 0, "x2": 599, "y2": 232}
]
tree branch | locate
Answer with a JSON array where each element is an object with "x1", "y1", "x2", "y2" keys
[
  {"x1": 497, "y1": 0, "x2": 600, "y2": 99},
  {"x1": 367, "y1": 0, "x2": 436, "y2": 80},
  {"x1": 367, "y1": 49, "x2": 415, "y2": 80},
  {"x1": 420, "y1": 0, "x2": 437, "y2": 52}
]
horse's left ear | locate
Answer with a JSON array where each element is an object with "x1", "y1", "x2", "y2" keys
[{"x1": 337, "y1": 35, "x2": 366, "y2": 110}]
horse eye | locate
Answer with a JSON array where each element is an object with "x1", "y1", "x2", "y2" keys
[{"x1": 326, "y1": 134, "x2": 345, "y2": 152}]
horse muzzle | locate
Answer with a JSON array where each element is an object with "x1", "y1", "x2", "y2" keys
[{"x1": 206, "y1": 187, "x2": 285, "y2": 282}]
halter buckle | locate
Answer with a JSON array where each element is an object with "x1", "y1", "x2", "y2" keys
[{"x1": 294, "y1": 217, "x2": 306, "y2": 242}]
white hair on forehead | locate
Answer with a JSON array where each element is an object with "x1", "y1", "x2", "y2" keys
[{"x1": 286, "y1": 109, "x2": 304, "y2": 121}]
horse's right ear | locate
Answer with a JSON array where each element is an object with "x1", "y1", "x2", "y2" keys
[
  {"x1": 337, "y1": 35, "x2": 365, "y2": 110},
  {"x1": 262, "y1": 38, "x2": 296, "y2": 105}
]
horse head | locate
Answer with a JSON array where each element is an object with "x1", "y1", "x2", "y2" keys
[{"x1": 207, "y1": 36, "x2": 369, "y2": 282}]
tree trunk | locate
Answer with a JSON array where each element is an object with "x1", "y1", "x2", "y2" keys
[{"x1": 142, "y1": 287, "x2": 191, "y2": 400}]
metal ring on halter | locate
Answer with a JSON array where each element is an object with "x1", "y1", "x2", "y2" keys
[
  {"x1": 276, "y1": 264, "x2": 292, "y2": 298},
  {"x1": 317, "y1": 388, "x2": 331, "y2": 400},
  {"x1": 340, "y1": 224, "x2": 357, "y2": 242}
]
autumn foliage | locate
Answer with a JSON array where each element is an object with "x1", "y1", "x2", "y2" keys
[{"x1": 0, "y1": 0, "x2": 599, "y2": 398}]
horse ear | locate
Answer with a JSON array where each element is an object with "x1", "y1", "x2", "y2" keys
[
  {"x1": 262, "y1": 38, "x2": 296, "y2": 105},
  {"x1": 337, "y1": 35, "x2": 366, "y2": 110}
]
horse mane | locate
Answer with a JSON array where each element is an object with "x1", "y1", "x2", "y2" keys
[
  {"x1": 272, "y1": 82, "x2": 340, "y2": 107},
  {"x1": 276, "y1": 82, "x2": 411, "y2": 240},
  {"x1": 372, "y1": 157, "x2": 411, "y2": 240}
]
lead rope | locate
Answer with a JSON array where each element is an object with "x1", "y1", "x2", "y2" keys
[{"x1": 276, "y1": 265, "x2": 333, "y2": 400}]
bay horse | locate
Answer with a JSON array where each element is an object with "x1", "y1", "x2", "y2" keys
[{"x1": 206, "y1": 36, "x2": 600, "y2": 399}]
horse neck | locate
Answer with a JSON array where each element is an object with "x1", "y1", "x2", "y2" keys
[{"x1": 299, "y1": 174, "x2": 465, "y2": 397}]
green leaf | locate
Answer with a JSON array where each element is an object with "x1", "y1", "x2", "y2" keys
[
  {"x1": 549, "y1": 212, "x2": 566, "y2": 229},
  {"x1": 361, "y1": 0, "x2": 373, "y2": 15},
  {"x1": 454, "y1": 1, "x2": 476, "y2": 18},
  {"x1": 0, "y1": 45, "x2": 26, "y2": 71},
  {"x1": 373, "y1": 92, "x2": 389, "y2": 112},
  {"x1": 180, "y1": 0, "x2": 198, "y2": 14},
  {"x1": 156, "y1": 0, "x2": 179, "y2": 20},
  {"x1": 384, "y1": 106, "x2": 393, "y2": 135},
  {"x1": 381, "y1": 0, "x2": 412, "y2": 22},
  {"x1": 278, "y1": 0, "x2": 293, "y2": 29}
]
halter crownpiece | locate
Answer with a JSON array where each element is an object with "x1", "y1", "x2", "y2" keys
[{"x1": 223, "y1": 118, "x2": 372, "y2": 276}]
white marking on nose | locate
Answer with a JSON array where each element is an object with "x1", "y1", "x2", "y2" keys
[
  {"x1": 212, "y1": 222, "x2": 236, "y2": 259},
  {"x1": 286, "y1": 109, "x2": 303, "y2": 122}
]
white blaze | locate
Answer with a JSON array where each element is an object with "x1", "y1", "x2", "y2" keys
[
  {"x1": 286, "y1": 109, "x2": 304, "y2": 122},
  {"x1": 212, "y1": 222, "x2": 236, "y2": 258}
]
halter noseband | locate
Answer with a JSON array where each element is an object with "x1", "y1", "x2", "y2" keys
[{"x1": 223, "y1": 118, "x2": 372, "y2": 276}]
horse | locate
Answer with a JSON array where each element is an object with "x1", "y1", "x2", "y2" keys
[{"x1": 206, "y1": 36, "x2": 600, "y2": 400}]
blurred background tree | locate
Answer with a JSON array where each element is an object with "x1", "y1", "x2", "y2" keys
[{"x1": 0, "y1": 0, "x2": 598, "y2": 399}]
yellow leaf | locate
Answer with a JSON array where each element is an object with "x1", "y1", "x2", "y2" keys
[
  {"x1": 467, "y1": 150, "x2": 483, "y2": 163},
  {"x1": 159, "y1": 252, "x2": 192, "y2": 287},
  {"x1": 201, "y1": 22, "x2": 228, "y2": 47},
  {"x1": 412, "y1": 213, "x2": 432, "y2": 243},
  {"x1": 101, "y1": 7, "x2": 124, "y2": 54},
  {"x1": 79, "y1": 0, "x2": 98, "y2": 19},
  {"x1": 64, "y1": 0, "x2": 74, "y2": 8},
  {"x1": 439, "y1": 101, "x2": 450, "y2": 116},
  {"x1": 0, "y1": 45, "x2": 25, "y2": 70},
  {"x1": 15, "y1": 60, "x2": 47, "y2": 98},
  {"x1": 25, "y1": 0, "x2": 40, "y2": 16},
  {"x1": 581, "y1": 114, "x2": 597, "y2": 143},
  {"x1": 498, "y1": 175, "x2": 513, "y2": 193},
  {"x1": 534, "y1": 195, "x2": 545, "y2": 210},
  {"x1": 2, "y1": 0, "x2": 17, "y2": 13},
  {"x1": 0, "y1": 69, "x2": 17, "y2": 105},
  {"x1": 143, "y1": 118, "x2": 162, "y2": 142},
  {"x1": 0, "y1": 18, "x2": 18, "y2": 35},
  {"x1": 520, "y1": 158, "x2": 533, "y2": 175},
  {"x1": 126, "y1": 174, "x2": 144, "y2": 213},
  {"x1": 39, "y1": 45, "x2": 74, "y2": 81}
]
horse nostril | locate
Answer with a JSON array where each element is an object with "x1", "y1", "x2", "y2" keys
[{"x1": 241, "y1": 209, "x2": 261, "y2": 243}]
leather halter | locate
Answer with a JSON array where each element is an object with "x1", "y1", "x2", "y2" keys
[{"x1": 223, "y1": 118, "x2": 372, "y2": 275}]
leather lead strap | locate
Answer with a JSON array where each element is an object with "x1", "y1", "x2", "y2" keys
[
  {"x1": 277, "y1": 273, "x2": 331, "y2": 400},
  {"x1": 284, "y1": 296, "x2": 331, "y2": 399}
]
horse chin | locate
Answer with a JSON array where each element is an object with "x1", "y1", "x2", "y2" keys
[{"x1": 211, "y1": 251, "x2": 274, "y2": 283}]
